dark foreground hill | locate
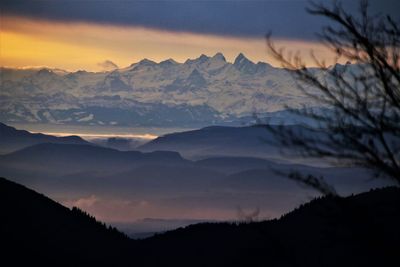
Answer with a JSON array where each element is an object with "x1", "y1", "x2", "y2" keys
[
  {"x1": 143, "y1": 188, "x2": 400, "y2": 267},
  {"x1": 140, "y1": 187, "x2": 400, "y2": 267},
  {"x1": 1, "y1": 177, "x2": 399, "y2": 267},
  {"x1": 0, "y1": 177, "x2": 134, "y2": 266}
]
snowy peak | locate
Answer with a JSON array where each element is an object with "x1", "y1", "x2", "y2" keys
[
  {"x1": 198, "y1": 54, "x2": 210, "y2": 62},
  {"x1": 139, "y1": 58, "x2": 156, "y2": 65},
  {"x1": 127, "y1": 58, "x2": 157, "y2": 72},
  {"x1": 160, "y1": 58, "x2": 179, "y2": 67},
  {"x1": 167, "y1": 68, "x2": 207, "y2": 92},
  {"x1": 183, "y1": 53, "x2": 226, "y2": 68},
  {"x1": 234, "y1": 53, "x2": 253, "y2": 66},
  {"x1": 211, "y1": 52, "x2": 226, "y2": 62},
  {"x1": 99, "y1": 71, "x2": 131, "y2": 92},
  {"x1": 185, "y1": 54, "x2": 210, "y2": 65},
  {"x1": 186, "y1": 68, "x2": 206, "y2": 88},
  {"x1": 234, "y1": 53, "x2": 257, "y2": 74},
  {"x1": 134, "y1": 59, "x2": 157, "y2": 69}
]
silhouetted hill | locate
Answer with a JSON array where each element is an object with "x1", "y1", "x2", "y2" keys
[
  {"x1": 195, "y1": 156, "x2": 275, "y2": 174},
  {"x1": 0, "y1": 177, "x2": 133, "y2": 266},
  {"x1": 0, "y1": 141, "x2": 390, "y2": 227},
  {"x1": 1, "y1": 177, "x2": 399, "y2": 266},
  {"x1": 138, "y1": 125, "x2": 277, "y2": 160},
  {"x1": 0, "y1": 142, "x2": 186, "y2": 172},
  {"x1": 138, "y1": 125, "x2": 325, "y2": 165},
  {"x1": 0, "y1": 122, "x2": 90, "y2": 154},
  {"x1": 139, "y1": 187, "x2": 400, "y2": 267}
]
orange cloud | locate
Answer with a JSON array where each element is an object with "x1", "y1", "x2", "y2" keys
[{"x1": 1, "y1": 15, "x2": 338, "y2": 71}]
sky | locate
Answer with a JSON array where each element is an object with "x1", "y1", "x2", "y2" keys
[{"x1": 1, "y1": 0, "x2": 399, "y2": 71}]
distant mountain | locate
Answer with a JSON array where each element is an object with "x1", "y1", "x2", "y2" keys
[
  {"x1": 0, "y1": 142, "x2": 186, "y2": 174},
  {"x1": 0, "y1": 139, "x2": 389, "y2": 224},
  {"x1": 0, "y1": 142, "x2": 203, "y2": 197},
  {"x1": 195, "y1": 156, "x2": 386, "y2": 195},
  {"x1": 195, "y1": 156, "x2": 277, "y2": 174},
  {"x1": 0, "y1": 124, "x2": 391, "y2": 224},
  {"x1": 2, "y1": 177, "x2": 399, "y2": 266},
  {"x1": 0, "y1": 53, "x2": 346, "y2": 126},
  {"x1": 0, "y1": 122, "x2": 90, "y2": 154},
  {"x1": 138, "y1": 124, "x2": 324, "y2": 165},
  {"x1": 138, "y1": 125, "x2": 279, "y2": 160},
  {"x1": 0, "y1": 177, "x2": 133, "y2": 266},
  {"x1": 90, "y1": 136, "x2": 148, "y2": 151}
]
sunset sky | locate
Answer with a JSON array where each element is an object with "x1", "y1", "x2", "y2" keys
[{"x1": 1, "y1": 0, "x2": 398, "y2": 71}]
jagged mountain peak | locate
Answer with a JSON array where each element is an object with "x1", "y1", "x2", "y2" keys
[
  {"x1": 127, "y1": 58, "x2": 157, "y2": 71},
  {"x1": 138, "y1": 58, "x2": 157, "y2": 66},
  {"x1": 211, "y1": 52, "x2": 226, "y2": 62},
  {"x1": 187, "y1": 68, "x2": 204, "y2": 80},
  {"x1": 185, "y1": 54, "x2": 210, "y2": 65},
  {"x1": 189, "y1": 68, "x2": 201, "y2": 75},
  {"x1": 160, "y1": 58, "x2": 178, "y2": 66},
  {"x1": 186, "y1": 68, "x2": 207, "y2": 87},
  {"x1": 198, "y1": 54, "x2": 209, "y2": 61},
  {"x1": 234, "y1": 53, "x2": 253, "y2": 66},
  {"x1": 233, "y1": 53, "x2": 259, "y2": 74}
]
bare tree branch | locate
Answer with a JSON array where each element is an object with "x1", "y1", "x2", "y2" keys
[{"x1": 265, "y1": 0, "x2": 400, "y2": 189}]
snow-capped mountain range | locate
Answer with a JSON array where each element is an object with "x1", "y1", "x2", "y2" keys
[{"x1": 1, "y1": 53, "x2": 324, "y2": 126}]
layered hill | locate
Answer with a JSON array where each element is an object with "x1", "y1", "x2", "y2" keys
[
  {"x1": 0, "y1": 123, "x2": 389, "y2": 222},
  {"x1": 138, "y1": 125, "x2": 323, "y2": 164},
  {"x1": 0, "y1": 122, "x2": 89, "y2": 154}
]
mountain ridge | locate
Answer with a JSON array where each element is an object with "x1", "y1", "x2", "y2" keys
[
  {"x1": 0, "y1": 53, "x2": 351, "y2": 126},
  {"x1": 0, "y1": 122, "x2": 90, "y2": 154}
]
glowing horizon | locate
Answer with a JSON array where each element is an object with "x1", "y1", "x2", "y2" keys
[
  {"x1": 30, "y1": 131, "x2": 158, "y2": 140},
  {"x1": 0, "y1": 15, "x2": 340, "y2": 72}
]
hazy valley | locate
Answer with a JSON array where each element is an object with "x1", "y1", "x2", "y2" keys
[{"x1": 0, "y1": 122, "x2": 391, "y2": 237}]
